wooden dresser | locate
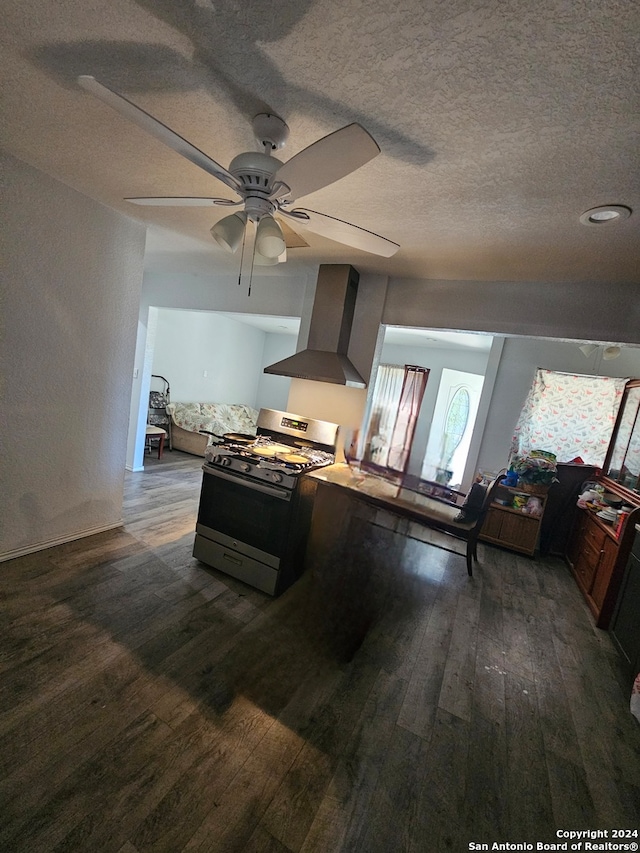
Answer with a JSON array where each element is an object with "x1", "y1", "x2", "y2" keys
[
  {"x1": 565, "y1": 378, "x2": 640, "y2": 629},
  {"x1": 566, "y1": 501, "x2": 640, "y2": 628}
]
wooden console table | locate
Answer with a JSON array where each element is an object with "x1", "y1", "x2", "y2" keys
[{"x1": 479, "y1": 483, "x2": 548, "y2": 556}]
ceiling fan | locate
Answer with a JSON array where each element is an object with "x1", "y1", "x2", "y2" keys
[{"x1": 77, "y1": 76, "x2": 400, "y2": 274}]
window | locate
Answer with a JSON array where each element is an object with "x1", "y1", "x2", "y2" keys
[
  {"x1": 511, "y1": 369, "x2": 627, "y2": 466},
  {"x1": 443, "y1": 387, "x2": 470, "y2": 469}
]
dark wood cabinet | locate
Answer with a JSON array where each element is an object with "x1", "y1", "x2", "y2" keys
[{"x1": 566, "y1": 505, "x2": 640, "y2": 628}]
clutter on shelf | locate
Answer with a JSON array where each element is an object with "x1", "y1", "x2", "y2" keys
[{"x1": 507, "y1": 449, "x2": 558, "y2": 493}]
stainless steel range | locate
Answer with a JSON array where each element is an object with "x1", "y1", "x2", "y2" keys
[{"x1": 193, "y1": 408, "x2": 339, "y2": 595}]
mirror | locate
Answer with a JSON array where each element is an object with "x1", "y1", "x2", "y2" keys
[{"x1": 604, "y1": 380, "x2": 640, "y2": 494}]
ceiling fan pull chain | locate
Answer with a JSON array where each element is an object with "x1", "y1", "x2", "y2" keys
[
  {"x1": 237, "y1": 229, "x2": 247, "y2": 288},
  {"x1": 239, "y1": 219, "x2": 258, "y2": 296},
  {"x1": 247, "y1": 258, "x2": 255, "y2": 297}
]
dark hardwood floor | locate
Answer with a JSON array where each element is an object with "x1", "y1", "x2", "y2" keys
[{"x1": 1, "y1": 450, "x2": 639, "y2": 852}]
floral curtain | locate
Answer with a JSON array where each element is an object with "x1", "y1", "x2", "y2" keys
[{"x1": 511, "y1": 369, "x2": 628, "y2": 466}]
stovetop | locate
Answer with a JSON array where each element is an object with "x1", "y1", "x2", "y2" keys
[{"x1": 204, "y1": 436, "x2": 335, "y2": 490}]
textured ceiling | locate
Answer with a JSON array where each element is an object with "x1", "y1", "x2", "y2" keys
[{"x1": 2, "y1": 0, "x2": 638, "y2": 282}]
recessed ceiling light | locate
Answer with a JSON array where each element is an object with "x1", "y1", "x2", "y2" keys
[{"x1": 579, "y1": 205, "x2": 632, "y2": 226}]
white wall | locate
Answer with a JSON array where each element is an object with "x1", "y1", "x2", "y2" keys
[
  {"x1": 152, "y1": 309, "x2": 267, "y2": 405},
  {"x1": 287, "y1": 382, "x2": 368, "y2": 461},
  {"x1": 141, "y1": 268, "x2": 312, "y2": 315},
  {"x1": 149, "y1": 309, "x2": 296, "y2": 413},
  {"x1": 256, "y1": 333, "x2": 296, "y2": 412},
  {"x1": 1, "y1": 152, "x2": 145, "y2": 560}
]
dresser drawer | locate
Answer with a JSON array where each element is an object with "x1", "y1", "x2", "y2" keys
[
  {"x1": 574, "y1": 539, "x2": 602, "y2": 589},
  {"x1": 584, "y1": 517, "x2": 606, "y2": 551}
]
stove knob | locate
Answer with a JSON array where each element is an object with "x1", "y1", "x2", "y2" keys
[
  {"x1": 272, "y1": 472, "x2": 283, "y2": 483},
  {"x1": 240, "y1": 462, "x2": 251, "y2": 473},
  {"x1": 219, "y1": 456, "x2": 232, "y2": 467}
]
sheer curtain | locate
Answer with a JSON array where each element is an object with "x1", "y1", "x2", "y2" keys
[
  {"x1": 362, "y1": 364, "x2": 405, "y2": 466},
  {"x1": 387, "y1": 366, "x2": 429, "y2": 472},
  {"x1": 511, "y1": 368, "x2": 627, "y2": 466}
]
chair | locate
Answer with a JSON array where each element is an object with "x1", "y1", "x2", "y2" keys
[
  {"x1": 145, "y1": 424, "x2": 167, "y2": 459},
  {"x1": 147, "y1": 374, "x2": 171, "y2": 451},
  {"x1": 405, "y1": 476, "x2": 502, "y2": 576}
]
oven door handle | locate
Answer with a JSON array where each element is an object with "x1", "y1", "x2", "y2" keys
[{"x1": 202, "y1": 465, "x2": 292, "y2": 500}]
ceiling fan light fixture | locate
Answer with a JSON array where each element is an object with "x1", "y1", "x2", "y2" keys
[
  {"x1": 255, "y1": 245, "x2": 287, "y2": 266},
  {"x1": 579, "y1": 205, "x2": 632, "y2": 226},
  {"x1": 210, "y1": 212, "x2": 246, "y2": 252},
  {"x1": 256, "y1": 214, "x2": 286, "y2": 259}
]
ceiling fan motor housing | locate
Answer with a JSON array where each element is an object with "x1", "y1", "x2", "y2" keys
[
  {"x1": 229, "y1": 151, "x2": 285, "y2": 221},
  {"x1": 229, "y1": 152, "x2": 283, "y2": 188}
]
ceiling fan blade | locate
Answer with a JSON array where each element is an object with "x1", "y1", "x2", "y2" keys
[
  {"x1": 275, "y1": 124, "x2": 380, "y2": 201},
  {"x1": 277, "y1": 217, "x2": 310, "y2": 249},
  {"x1": 126, "y1": 197, "x2": 241, "y2": 206},
  {"x1": 78, "y1": 76, "x2": 241, "y2": 194},
  {"x1": 282, "y1": 208, "x2": 400, "y2": 258}
]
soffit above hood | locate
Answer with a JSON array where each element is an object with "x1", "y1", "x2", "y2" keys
[{"x1": 264, "y1": 264, "x2": 366, "y2": 388}]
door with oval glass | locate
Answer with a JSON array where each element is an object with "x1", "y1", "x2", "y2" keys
[{"x1": 422, "y1": 368, "x2": 486, "y2": 489}]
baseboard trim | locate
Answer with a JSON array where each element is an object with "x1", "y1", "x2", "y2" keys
[
  {"x1": 0, "y1": 521, "x2": 124, "y2": 563},
  {"x1": 126, "y1": 464, "x2": 145, "y2": 473}
]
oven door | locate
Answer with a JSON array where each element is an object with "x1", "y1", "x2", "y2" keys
[{"x1": 196, "y1": 465, "x2": 293, "y2": 562}]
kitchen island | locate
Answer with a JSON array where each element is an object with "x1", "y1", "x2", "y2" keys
[{"x1": 302, "y1": 464, "x2": 486, "y2": 659}]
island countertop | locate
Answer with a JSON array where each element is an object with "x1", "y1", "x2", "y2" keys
[{"x1": 305, "y1": 463, "x2": 465, "y2": 528}]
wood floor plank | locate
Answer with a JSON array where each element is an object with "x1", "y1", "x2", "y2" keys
[
  {"x1": 396, "y1": 590, "x2": 456, "y2": 738},
  {"x1": 262, "y1": 668, "x2": 404, "y2": 851},
  {"x1": 127, "y1": 698, "x2": 271, "y2": 853},
  {"x1": 1, "y1": 710, "x2": 173, "y2": 852},
  {"x1": 180, "y1": 717, "x2": 306, "y2": 853},
  {"x1": 526, "y1": 609, "x2": 584, "y2": 767},
  {"x1": 414, "y1": 706, "x2": 470, "y2": 828},
  {"x1": 464, "y1": 708, "x2": 508, "y2": 842},
  {"x1": 354, "y1": 724, "x2": 427, "y2": 853},
  {"x1": 298, "y1": 708, "x2": 395, "y2": 853},
  {"x1": 504, "y1": 670, "x2": 555, "y2": 841},
  {"x1": 437, "y1": 590, "x2": 481, "y2": 722},
  {"x1": 545, "y1": 749, "x2": 598, "y2": 829}
]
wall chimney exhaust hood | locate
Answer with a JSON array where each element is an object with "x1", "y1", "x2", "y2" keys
[{"x1": 264, "y1": 264, "x2": 366, "y2": 388}]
